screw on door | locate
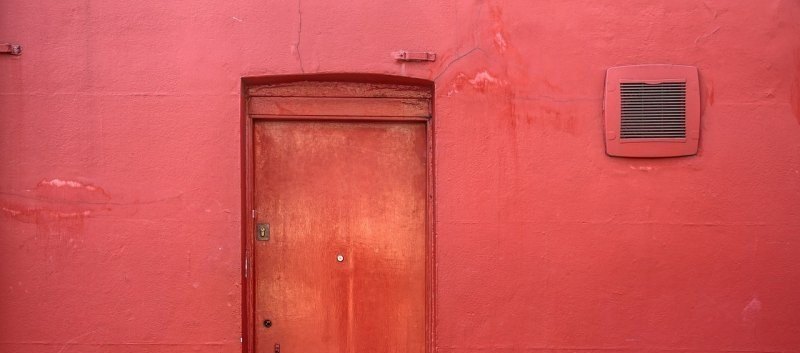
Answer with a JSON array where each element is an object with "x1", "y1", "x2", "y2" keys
[{"x1": 263, "y1": 319, "x2": 272, "y2": 328}]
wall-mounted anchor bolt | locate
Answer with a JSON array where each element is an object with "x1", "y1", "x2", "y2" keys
[{"x1": 1, "y1": 43, "x2": 22, "y2": 56}]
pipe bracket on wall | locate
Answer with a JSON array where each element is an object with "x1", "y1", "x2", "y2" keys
[
  {"x1": 392, "y1": 50, "x2": 436, "y2": 62},
  {"x1": 1, "y1": 43, "x2": 22, "y2": 55}
]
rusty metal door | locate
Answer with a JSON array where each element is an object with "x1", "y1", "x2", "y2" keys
[{"x1": 252, "y1": 119, "x2": 427, "y2": 352}]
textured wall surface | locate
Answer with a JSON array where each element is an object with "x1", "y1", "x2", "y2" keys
[{"x1": 2, "y1": 1, "x2": 800, "y2": 352}]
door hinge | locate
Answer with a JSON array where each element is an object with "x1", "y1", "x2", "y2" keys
[
  {"x1": 244, "y1": 257, "x2": 249, "y2": 278},
  {"x1": 252, "y1": 209, "x2": 256, "y2": 219}
]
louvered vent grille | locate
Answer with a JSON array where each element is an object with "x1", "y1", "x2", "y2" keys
[{"x1": 620, "y1": 82, "x2": 686, "y2": 139}]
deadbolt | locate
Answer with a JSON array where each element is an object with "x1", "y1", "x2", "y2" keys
[{"x1": 263, "y1": 319, "x2": 272, "y2": 328}]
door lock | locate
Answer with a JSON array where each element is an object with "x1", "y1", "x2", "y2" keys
[{"x1": 256, "y1": 223, "x2": 270, "y2": 241}]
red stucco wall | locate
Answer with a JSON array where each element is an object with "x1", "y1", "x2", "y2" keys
[{"x1": 2, "y1": 1, "x2": 800, "y2": 352}]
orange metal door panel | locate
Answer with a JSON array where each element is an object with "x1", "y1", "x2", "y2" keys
[{"x1": 253, "y1": 120, "x2": 426, "y2": 353}]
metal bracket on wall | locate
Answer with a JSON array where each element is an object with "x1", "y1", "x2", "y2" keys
[
  {"x1": 392, "y1": 50, "x2": 436, "y2": 62},
  {"x1": 1, "y1": 43, "x2": 22, "y2": 55}
]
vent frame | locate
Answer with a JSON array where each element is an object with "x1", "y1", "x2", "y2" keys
[{"x1": 604, "y1": 64, "x2": 700, "y2": 157}]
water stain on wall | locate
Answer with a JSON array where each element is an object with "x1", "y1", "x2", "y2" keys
[{"x1": 0, "y1": 178, "x2": 111, "y2": 235}]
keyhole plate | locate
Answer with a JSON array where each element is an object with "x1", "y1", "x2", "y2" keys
[{"x1": 257, "y1": 223, "x2": 270, "y2": 241}]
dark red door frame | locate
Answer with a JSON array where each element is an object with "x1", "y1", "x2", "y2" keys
[{"x1": 240, "y1": 76, "x2": 436, "y2": 353}]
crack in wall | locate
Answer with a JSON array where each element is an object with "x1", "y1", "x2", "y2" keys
[
  {"x1": 295, "y1": 0, "x2": 305, "y2": 73},
  {"x1": 433, "y1": 47, "x2": 487, "y2": 82}
]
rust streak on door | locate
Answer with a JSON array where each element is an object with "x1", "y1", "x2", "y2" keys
[{"x1": 253, "y1": 120, "x2": 427, "y2": 352}]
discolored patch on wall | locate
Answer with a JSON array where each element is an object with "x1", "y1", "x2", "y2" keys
[{"x1": 0, "y1": 178, "x2": 111, "y2": 235}]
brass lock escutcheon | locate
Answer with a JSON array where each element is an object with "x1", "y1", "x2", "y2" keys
[{"x1": 256, "y1": 223, "x2": 270, "y2": 241}]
